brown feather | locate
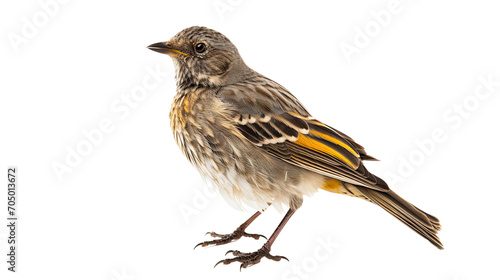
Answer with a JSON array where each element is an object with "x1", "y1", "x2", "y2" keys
[{"x1": 356, "y1": 187, "x2": 443, "y2": 249}]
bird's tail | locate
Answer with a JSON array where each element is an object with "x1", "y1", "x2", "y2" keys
[
  {"x1": 356, "y1": 187, "x2": 443, "y2": 249},
  {"x1": 321, "y1": 179, "x2": 443, "y2": 249}
]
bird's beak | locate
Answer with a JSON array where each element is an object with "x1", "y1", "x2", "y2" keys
[{"x1": 147, "y1": 42, "x2": 188, "y2": 57}]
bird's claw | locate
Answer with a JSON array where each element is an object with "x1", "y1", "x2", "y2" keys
[
  {"x1": 214, "y1": 247, "x2": 288, "y2": 270},
  {"x1": 194, "y1": 229, "x2": 267, "y2": 249}
]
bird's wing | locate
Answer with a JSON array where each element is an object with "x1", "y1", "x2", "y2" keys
[{"x1": 217, "y1": 79, "x2": 388, "y2": 192}]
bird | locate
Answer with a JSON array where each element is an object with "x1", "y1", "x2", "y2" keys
[{"x1": 148, "y1": 26, "x2": 443, "y2": 269}]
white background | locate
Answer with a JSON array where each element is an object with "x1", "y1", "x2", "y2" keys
[{"x1": 1, "y1": 0, "x2": 500, "y2": 279}]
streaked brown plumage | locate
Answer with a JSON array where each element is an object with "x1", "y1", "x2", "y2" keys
[{"x1": 148, "y1": 26, "x2": 443, "y2": 269}]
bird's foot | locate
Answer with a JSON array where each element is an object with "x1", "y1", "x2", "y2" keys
[
  {"x1": 214, "y1": 246, "x2": 288, "y2": 270},
  {"x1": 194, "y1": 227, "x2": 266, "y2": 249}
]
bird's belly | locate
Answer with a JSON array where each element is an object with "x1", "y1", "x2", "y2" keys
[
  {"x1": 172, "y1": 125, "x2": 323, "y2": 211},
  {"x1": 196, "y1": 150, "x2": 323, "y2": 211},
  {"x1": 198, "y1": 158, "x2": 273, "y2": 211}
]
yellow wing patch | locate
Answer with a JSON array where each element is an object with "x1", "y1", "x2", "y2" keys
[
  {"x1": 308, "y1": 130, "x2": 359, "y2": 157},
  {"x1": 294, "y1": 134, "x2": 357, "y2": 169}
]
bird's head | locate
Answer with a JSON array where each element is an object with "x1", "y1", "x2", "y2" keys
[{"x1": 148, "y1": 26, "x2": 249, "y2": 89}]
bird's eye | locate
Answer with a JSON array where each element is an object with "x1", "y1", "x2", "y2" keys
[{"x1": 194, "y1": 42, "x2": 207, "y2": 53}]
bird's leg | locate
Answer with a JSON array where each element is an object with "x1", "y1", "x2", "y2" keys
[
  {"x1": 215, "y1": 208, "x2": 296, "y2": 270},
  {"x1": 194, "y1": 211, "x2": 266, "y2": 249}
]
